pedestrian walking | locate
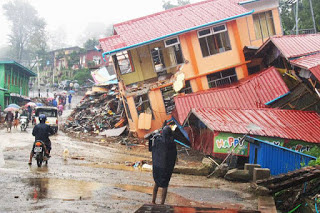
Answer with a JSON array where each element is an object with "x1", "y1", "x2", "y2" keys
[
  {"x1": 13, "y1": 111, "x2": 19, "y2": 128},
  {"x1": 150, "y1": 122, "x2": 177, "y2": 205},
  {"x1": 5, "y1": 111, "x2": 14, "y2": 132},
  {"x1": 68, "y1": 94, "x2": 72, "y2": 109},
  {"x1": 27, "y1": 105, "x2": 32, "y2": 121}
]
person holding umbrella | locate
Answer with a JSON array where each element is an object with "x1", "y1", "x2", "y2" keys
[
  {"x1": 68, "y1": 93, "x2": 72, "y2": 108},
  {"x1": 5, "y1": 110, "x2": 14, "y2": 132}
]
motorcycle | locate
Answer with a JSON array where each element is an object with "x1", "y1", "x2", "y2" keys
[
  {"x1": 32, "y1": 140, "x2": 49, "y2": 167},
  {"x1": 20, "y1": 116, "x2": 28, "y2": 131}
]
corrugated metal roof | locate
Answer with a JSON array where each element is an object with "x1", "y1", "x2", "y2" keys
[
  {"x1": 290, "y1": 53, "x2": 320, "y2": 81},
  {"x1": 174, "y1": 67, "x2": 290, "y2": 124},
  {"x1": 99, "y1": 0, "x2": 250, "y2": 54},
  {"x1": 264, "y1": 34, "x2": 320, "y2": 59},
  {"x1": 187, "y1": 108, "x2": 320, "y2": 143},
  {"x1": 0, "y1": 60, "x2": 36, "y2": 76}
]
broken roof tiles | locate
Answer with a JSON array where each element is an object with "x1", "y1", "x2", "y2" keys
[
  {"x1": 174, "y1": 67, "x2": 290, "y2": 124},
  {"x1": 100, "y1": 0, "x2": 251, "y2": 54},
  {"x1": 258, "y1": 34, "x2": 320, "y2": 59},
  {"x1": 186, "y1": 107, "x2": 320, "y2": 143},
  {"x1": 290, "y1": 53, "x2": 320, "y2": 81}
]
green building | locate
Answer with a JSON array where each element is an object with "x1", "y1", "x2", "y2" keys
[{"x1": 0, "y1": 60, "x2": 36, "y2": 108}]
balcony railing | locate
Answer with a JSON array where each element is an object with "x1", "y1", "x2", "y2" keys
[
  {"x1": 290, "y1": 29, "x2": 317, "y2": 35},
  {"x1": 208, "y1": 74, "x2": 238, "y2": 88}
]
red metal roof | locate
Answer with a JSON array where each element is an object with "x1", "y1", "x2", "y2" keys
[
  {"x1": 290, "y1": 53, "x2": 320, "y2": 81},
  {"x1": 100, "y1": 0, "x2": 250, "y2": 53},
  {"x1": 174, "y1": 67, "x2": 290, "y2": 124},
  {"x1": 262, "y1": 34, "x2": 320, "y2": 59},
  {"x1": 187, "y1": 108, "x2": 320, "y2": 143}
]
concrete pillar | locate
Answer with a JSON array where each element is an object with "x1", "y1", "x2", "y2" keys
[
  {"x1": 253, "y1": 168, "x2": 270, "y2": 182},
  {"x1": 244, "y1": 163, "x2": 261, "y2": 180}
]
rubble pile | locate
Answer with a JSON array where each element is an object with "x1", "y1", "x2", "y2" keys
[{"x1": 63, "y1": 91, "x2": 127, "y2": 136}]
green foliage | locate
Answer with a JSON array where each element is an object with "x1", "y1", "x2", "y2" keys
[
  {"x1": 73, "y1": 68, "x2": 92, "y2": 85},
  {"x1": 162, "y1": 0, "x2": 190, "y2": 10},
  {"x1": 3, "y1": 0, "x2": 47, "y2": 63},
  {"x1": 83, "y1": 38, "x2": 99, "y2": 50},
  {"x1": 304, "y1": 146, "x2": 320, "y2": 166},
  {"x1": 280, "y1": 0, "x2": 320, "y2": 34}
]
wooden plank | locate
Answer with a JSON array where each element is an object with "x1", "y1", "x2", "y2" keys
[{"x1": 258, "y1": 196, "x2": 277, "y2": 213}]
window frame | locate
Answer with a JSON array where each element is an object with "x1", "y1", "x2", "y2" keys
[
  {"x1": 161, "y1": 86, "x2": 175, "y2": 115},
  {"x1": 197, "y1": 24, "x2": 231, "y2": 57},
  {"x1": 207, "y1": 68, "x2": 238, "y2": 88},
  {"x1": 253, "y1": 10, "x2": 276, "y2": 40},
  {"x1": 116, "y1": 51, "x2": 135, "y2": 75},
  {"x1": 134, "y1": 94, "x2": 154, "y2": 119},
  {"x1": 164, "y1": 37, "x2": 180, "y2": 48}
]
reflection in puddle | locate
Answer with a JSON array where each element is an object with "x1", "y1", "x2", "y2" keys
[
  {"x1": 24, "y1": 178, "x2": 102, "y2": 200},
  {"x1": 115, "y1": 184, "x2": 204, "y2": 207}
]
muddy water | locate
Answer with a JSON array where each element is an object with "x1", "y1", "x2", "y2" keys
[{"x1": 24, "y1": 178, "x2": 103, "y2": 200}]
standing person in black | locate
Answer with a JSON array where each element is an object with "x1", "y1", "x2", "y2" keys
[
  {"x1": 151, "y1": 122, "x2": 177, "y2": 205},
  {"x1": 5, "y1": 111, "x2": 14, "y2": 132},
  {"x1": 28, "y1": 114, "x2": 54, "y2": 165}
]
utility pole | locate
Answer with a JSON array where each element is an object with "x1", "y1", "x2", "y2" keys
[
  {"x1": 309, "y1": 0, "x2": 317, "y2": 33},
  {"x1": 36, "y1": 56, "x2": 40, "y2": 97},
  {"x1": 295, "y1": 0, "x2": 299, "y2": 35}
]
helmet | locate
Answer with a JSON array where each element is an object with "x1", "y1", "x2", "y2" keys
[{"x1": 39, "y1": 114, "x2": 47, "y2": 123}]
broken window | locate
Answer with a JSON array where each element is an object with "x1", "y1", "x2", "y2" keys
[
  {"x1": 116, "y1": 51, "x2": 135, "y2": 75},
  {"x1": 150, "y1": 38, "x2": 184, "y2": 75},
  {"x1": 161, "y1": 86, "x2": 175, "y2": 114},
  {"x1": 253, "y1": 11, "x2": 275, "y2": 40},
  {"x1": 198, "y1": 24, "x2": 231, "y2": 57},
  {"x1": 134, "y1": 94, "x2": 154, "y2": 119},
  {"x1": 207, "y1": 68, "x2": 237, "y2": 88},
  {"x1": 182, "y1": 80, "x2": 192, "y2": 94}
]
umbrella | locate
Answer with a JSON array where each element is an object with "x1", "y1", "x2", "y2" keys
[
  {"x1": 68, "y1": 90, "x2": 75, "y2": 94},
  {"x1": 25, "y1": 102, "x2": 37, "y2": 107},
  {"x1": 7, "y1": 104, "x2": 20, "y2": 109},
  {"x1": 36, "y1": 103, "x2": 43, "y2": 106},
  {"x1": 47, "y1": 97, "x2": 54, "y2": 101},
  {"x1": 4, "y1": 107, "x2": 19, "y2": 112}
]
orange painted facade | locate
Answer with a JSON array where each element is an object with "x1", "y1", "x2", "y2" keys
[{"x1": 113, "y1": 3, "x2": 283, "y2": 138}]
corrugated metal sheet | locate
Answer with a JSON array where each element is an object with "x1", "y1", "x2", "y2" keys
[
  {"x1": 269, "y1": 34, "x2": 320, "y2": 59},
  {"x1": 290, "y1": 53, "x2": 320, "y2": 81},
  {"x1": 174, "y1": 67, "x2": 289, "y2": 124},
  {"x1": 100, "y1": 0, "x2": 249, "y2": 53},
  {"x1": 247, "y1": 137, "x2": 316, "y2": 175},
  {"x1": 188, "y1": 108, "x2": 320, "y2": 143}
]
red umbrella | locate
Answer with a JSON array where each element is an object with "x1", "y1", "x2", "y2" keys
[
  {"x1": 25, "y1": 102, "x2": 37, "y2": 107},
  {"x1": 4, "y1": 107, "x2": 19, "y2": 112}
]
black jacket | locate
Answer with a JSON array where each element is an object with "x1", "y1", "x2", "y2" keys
[{"x1": 32, "y1": 123, "x2": 54, "y2": 144}]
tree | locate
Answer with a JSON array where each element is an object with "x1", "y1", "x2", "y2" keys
[
  {"x1": 83, "y1": 38, "x2": 99, "y2": 50},
  {"x1": 280, "y1": 0, "x2": 319, "y2": 35},
  {"x1": 3, "y1": 0, "x2": 47, "y2": 63},
  {"x1": 162, "y1": 0, "x2": 190, "y2": 10}
]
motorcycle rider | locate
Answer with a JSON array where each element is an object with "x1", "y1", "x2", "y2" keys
[{"x1": 28, "y1": 114, "x2": 54, "y2": 165}]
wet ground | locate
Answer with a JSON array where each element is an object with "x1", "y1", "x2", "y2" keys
[{"x1": 0, "y1": 97, "x2": 258, "y2": 212}]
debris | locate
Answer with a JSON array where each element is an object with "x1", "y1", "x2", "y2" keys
[
  {"x1": 63, "y1": 84, "x2": 128, "y2": 138},
  {"x1": 224, "y1": 169, "x2": 250, "y2": 182},
  {"x1": 99, "y1": 126, "x2": 127, "y2": 137}
]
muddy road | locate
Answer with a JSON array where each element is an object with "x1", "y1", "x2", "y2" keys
[{"x1": 0, "y1": 108, "x2": 257, "y2": 212}]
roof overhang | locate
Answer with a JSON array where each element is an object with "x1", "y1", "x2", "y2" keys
[
  {"x1": 102, "y1": 10, "x2": 255, "y2": 58},
  {"x1": 0, "y1": 61, "x2": 37, "y2": 76},
  {"x1": 238, "y1": 0, "x2": 261, "y2": 5}
]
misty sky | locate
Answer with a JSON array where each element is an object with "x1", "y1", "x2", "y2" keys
[{"x1": 0, "y1": 0, "x2": 202, "y2": 50}]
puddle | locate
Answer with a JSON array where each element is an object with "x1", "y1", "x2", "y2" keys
[
  {"x1": 81, "y1": 162, "x2": 149, "y2": 172},
  {"x1": 24, "y1": 178, "x2": 103, "y2": 200},
  {"x1": 115, "y1": 184, "x2": 205, "y2": 207}
]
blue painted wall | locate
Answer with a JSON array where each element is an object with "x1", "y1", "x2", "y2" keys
[{"x1": 247, "y1": 136, "x2": 316, "y2": 175}]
